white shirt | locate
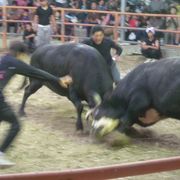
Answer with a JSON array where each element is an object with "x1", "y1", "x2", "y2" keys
[
  {"x1": 55, "y1": 0, "x2": 66, "y2": 4},
  {"x1": 0, "y1": 0, "x2": 8, "y2": 6}
]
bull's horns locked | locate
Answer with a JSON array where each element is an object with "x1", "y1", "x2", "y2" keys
[
  {"x1": 85, "y1": 93, "x2": 102, "y2": 121},
  {"x1": 85, "y1": 108, "x2": 94, "y2": 121},
  {"x1": 59, "y1": 75, "x2": 73, "y2": 88}
]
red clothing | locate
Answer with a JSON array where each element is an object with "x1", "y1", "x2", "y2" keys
[
  {"x1": 16, "y1": 0, "x2": 27, "y2": 6},
  {"x1": 129, "y1": 19, "x2": 139, "y2": 27}
]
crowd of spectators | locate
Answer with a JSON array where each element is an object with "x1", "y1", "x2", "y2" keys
[{"x1": 0, "y1": 0, "x2": 179, "y2": 45}]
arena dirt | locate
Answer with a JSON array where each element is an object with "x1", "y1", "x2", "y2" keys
[{"x1": 0, "y1": 55, "x2": 180, "y2": 179}]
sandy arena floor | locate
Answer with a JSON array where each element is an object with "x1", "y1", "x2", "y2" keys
[{"x1": 0, "y1": 55, "x2": 180, "y2": 179}]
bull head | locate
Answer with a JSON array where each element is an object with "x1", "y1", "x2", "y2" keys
[
  {"x1": 88, "y1": 103, "x2": 121, "y2": 137},
  {"x1": 92, "y1": 117, "x2": 120, "y2": 137}
]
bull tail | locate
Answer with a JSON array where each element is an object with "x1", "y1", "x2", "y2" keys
[{"x1": 17, "y1": 77, "x2": 28, "y2": 91}]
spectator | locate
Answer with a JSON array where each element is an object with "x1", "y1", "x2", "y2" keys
[
  {"x1": 91, "y1": 1, "x2": 98, "y2": 10},
  {"x1": 77, "y1": 0, "x2": 89, "y2": 22},
  {"x1": 33, "y1": 0, "x2": 56, "y2": 47},
  {"x1": 85, "y1": 1, "x2": 100, "y2": 36},
  {"x1": 54, "y1": 0, "x2": 67, "y2": 7},
  {"x1": 149, "y1": 16, "x2": 166, "y2": 40},
  {"x1": 27, "y1": 0, "x2": 34, "y2": 6},
  {"x1": 106, "y1": 0, "x2": 118, "y2": 11},
  {"x1": 23, "y1": 23, "x2": 36, "y2": 53},
  {"x1": 141, "y1": 27, "x2": 162, "y2": 60},
  {"x1": 98, "y1": 0, "x2": 107, "y2": 11},
  {"x1": 78, "y1": 0, "x2": 91, "y2": 9},
  {"x1": 16, "y1": 0, "x2": 27, "y2": 6},
  {"x1": 127, "y1": 15, "x2": 139, "y2": 41},
  {"x1": 86, "y1": 13, "x2": 99, "y2": 36},
  {"x1": 18, "y1": 10, "x2": 31, "y2": 34},
  {"x1": 149, "y1": 0, "x2": 168, "y2": 13},
  {"x1": 7, "y1": 1, "x2": 20, "y2": 33},
  {"x1": 0, "y1": 0, "x2": 8, "y2": 6},
  {"x1": 165, "y1": 6, "x2": 179, "y2": 45},
  {"x1": 136, "y1": 16, "x2": 149, "y2": 41}
]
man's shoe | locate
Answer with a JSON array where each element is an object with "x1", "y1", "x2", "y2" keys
[{"x1": 0, "y1": 152, "x2": 15, "y2": 168}]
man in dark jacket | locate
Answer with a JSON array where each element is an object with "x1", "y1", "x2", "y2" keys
[
  {"x1": 81, "y1": 25, "x2": 122, "y2": 84},
  {"x1": 0, "y1": 41, "x2": 71, "y2": 166}
]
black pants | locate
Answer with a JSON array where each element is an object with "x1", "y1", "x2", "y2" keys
[
  {"x1": 141, "y1": 48, "x2": 162, "y2": 59},
  {"x1": 0, "y1": 100, "x2": 20, "y2": 152}
]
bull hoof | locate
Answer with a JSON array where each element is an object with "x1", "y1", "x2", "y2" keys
[
  {"x1": 76, "y1": 124, "x2": 84, "y2": 131},
  {"x1": 18, "y1": 110, "x2": 27, "y2": 117}
]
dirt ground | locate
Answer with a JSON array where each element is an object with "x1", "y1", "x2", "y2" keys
[{"x1": 0, "y1": 55, "x2": 180, "y2": 179}]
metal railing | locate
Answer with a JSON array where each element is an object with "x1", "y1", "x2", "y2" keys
[
  {"x1": 0, "y1": 156, "x2": 180, "y2": 179},
  {"x1": 0, "y1": 6, "x2": 180, "y2": 48}
]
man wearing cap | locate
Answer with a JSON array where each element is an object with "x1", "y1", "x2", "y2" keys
[{"x1": 141, "y1": 27, "x2": 162, "y2": 60}]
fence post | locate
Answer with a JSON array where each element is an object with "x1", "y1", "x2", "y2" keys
[
  {"x1": 120, "y1": 0, "x2": 127, "y2": 42},
  {"x1": 114, "y1": 12, "x2": 119, "y2": 43},
  {"x1": 61, "y1": 8, "x2": 65, "y2": 43},
  {"x1": 2, "y1": 5, "x2": 7, "y2": 49}
]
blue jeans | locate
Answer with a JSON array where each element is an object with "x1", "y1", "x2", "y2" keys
[
  {"x1": 111, "y1": 61, "x2": 121, "y2": 84},
  {"x1": 36, "y1": 25, "x2": 52, "y2": 47}
]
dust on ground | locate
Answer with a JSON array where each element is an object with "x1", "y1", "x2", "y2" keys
[{"x1": 0, "y1": 55, "x2": 180, "y2": 180}]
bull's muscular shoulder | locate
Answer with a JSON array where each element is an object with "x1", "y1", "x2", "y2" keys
[
  {"x1": 81, "y1": 38, "x2": 92, "y2": 46},
  {"x1": 120, "y1": 58, "x2": 180, "y2": 87}
]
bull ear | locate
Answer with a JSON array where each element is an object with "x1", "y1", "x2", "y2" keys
[
  {"x1": 59, "y1": 75, "x2": 73, "y2": 88},
  {"x1": 93, "y1": 93, "x2": 102, "y2": 106}
]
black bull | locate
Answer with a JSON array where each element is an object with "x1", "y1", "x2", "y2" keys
[
  {"x1": 92, "y1": 58, "x2": 180, "y2": 136},
  {"x1": 19, "y1": 43, "x2": 113, "y2": 130}
]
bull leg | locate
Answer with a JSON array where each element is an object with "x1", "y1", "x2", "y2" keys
[
  {"x1": 69, "y1": 87, "x2": 84, "y2": 130},
  {"x1": 118, "y1": 91, "x2": 151, "y2": 133},
  {"x1": 87, "y1": 93, "x2": 98, "y2": 109},
  {"x1": 19, "y1": 80, "x2": 42, "y2": 116}
]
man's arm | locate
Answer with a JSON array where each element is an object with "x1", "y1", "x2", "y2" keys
[
  {"x1": 10, "y1": 58, "x2": 71, "y2": 88},
  {"x1": 25, "y1": 34, "x2": 36, "y2": 40},
  {"x1": 81, "y1": 38, "x2": 92, "y2": 46},
  {"x1": 141, "y1": 41, "x2": 148, "y2": 49},
  {"x1": 110, "y1": 40, "x2": 123, "y2": 56},
  {"x1": 141, "y1": 40, "x2": 160, "y2": 50}
]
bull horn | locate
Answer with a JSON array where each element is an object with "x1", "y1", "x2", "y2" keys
[
  {"x1": 93, "y1": 93, "x2": 102, "y2": 106},
  {"x1": 59, "y1": 75, "x2": 73, "y2": 88},
  {"x1": 85, "y1": 108, "x2": 94, "y2": 121}
]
